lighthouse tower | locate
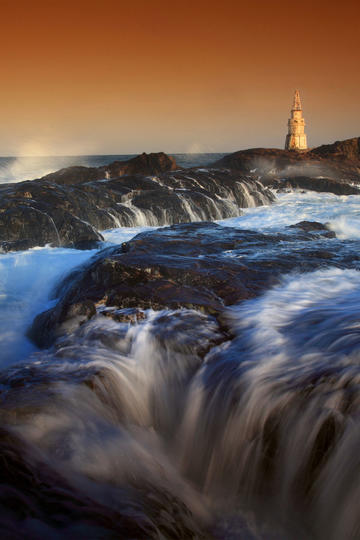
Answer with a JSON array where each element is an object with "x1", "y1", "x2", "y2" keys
[{"x1": 285, "y1": 90, "x2": 308, "y2": 151}]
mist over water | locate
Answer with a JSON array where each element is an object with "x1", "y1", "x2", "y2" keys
[
  {"x1": 0, "y1": 153, "x2": 227, "y2": 183},
  {"x1": 1, "y1": 189, "x2": 360, "y2": 537}
]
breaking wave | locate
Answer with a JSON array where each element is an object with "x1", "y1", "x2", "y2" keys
[{"x1": 220, "y1": 190, "x2": 360, "y2": 240}]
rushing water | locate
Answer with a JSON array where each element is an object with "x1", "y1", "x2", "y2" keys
[
  {"x1": 219, "y1": 191, "x2": 360, "y2": 239},
  {"x1": 1, "y1": 189, "x2": 360, "y2": 538}
]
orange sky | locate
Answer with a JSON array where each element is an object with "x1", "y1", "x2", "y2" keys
[{"x1": 0, "y1": 0, "x2": 359, "y2": 155}]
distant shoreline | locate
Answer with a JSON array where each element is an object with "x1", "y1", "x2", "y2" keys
[{"x1": 0, "y1": 152, "x2": 229, "y2": 159}]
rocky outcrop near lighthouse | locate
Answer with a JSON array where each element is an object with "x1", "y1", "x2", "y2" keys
[
  {"x1": 212, "y1": 137, "x2": 360, "y2": 192},
  {"x1": 1, "y1": 138, "x2": 360, "y2": 254}
]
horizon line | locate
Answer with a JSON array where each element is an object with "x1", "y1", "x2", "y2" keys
[{"x1": 0, "y1": 134, "x2": 358, "y2": 160}]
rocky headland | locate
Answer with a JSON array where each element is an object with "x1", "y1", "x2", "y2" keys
[
  {"x1": 1, "y1": 137, "x2": 360, "y2": 252},
  {"x1": 212, "y1": 136, "x2": 360, "y2": 187}
]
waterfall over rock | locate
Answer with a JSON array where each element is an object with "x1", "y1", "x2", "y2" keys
[{"x1": 0, "y1": 162, "x2": 274, "y2": 251}]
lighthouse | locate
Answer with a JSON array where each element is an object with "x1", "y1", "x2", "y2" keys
[{"x1": 285, "y1": 90, "x2": 308, "y2": 151}]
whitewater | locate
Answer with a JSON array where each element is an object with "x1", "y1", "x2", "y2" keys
[
  {"x1": 2, "y1": 191, "x2": 359, "y2": 367},
  {"x1": 1, "y1": 189, "x2": 360, "y2": 538}
]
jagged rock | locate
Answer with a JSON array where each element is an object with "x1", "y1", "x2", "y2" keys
[
  {"x1": 28, "y1": 221, "x2": 359, "y2": 348},
  {"x1": 99, "y1": 307, "x2": 147, "y2": 324},
  {"x1": 104, "y1": 151, "x2": 178, "y2": 178},
  {"x1": 262, "y1": 176, "x2": 360, "y2": 196},
  {"x1": 3, "y1": 137, "x2": 359, "y2": 253},
  {"x1": 288, "y1": 221, "x2": 336, "y2": 238},
  {"x1": 0, "y1": 238, "x2": 36, "y2": 253},
  {"x1": 40, "y1": 152, "x2": 178, "y2": 185},
  {"x1": 310, "y1": 137, "x2": 360, "y2": 161},
  {"x1": 0, "y1": 191, "x2": 104, "y2": 251},
  {"x1": 28, "y1": 300, "x2": 97, "y2": 348},
  {"x1": 0, "y1": 205, "x2": 60, "y2": 248},
  {"x1": 0, "y1": 165, "x2": 274, "y2": 252},
  {"x1": 39, "y1": 165, "x2": 104, "y2": 185},
  {"x1": 211, "y1": 137, "x2": 360, "y2": 183}
]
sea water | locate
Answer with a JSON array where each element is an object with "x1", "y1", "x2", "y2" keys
[
  {"x1": 1, "y1": 186, "x2": 360, "y2": 537},
  {"x1": 2, "y1": 190, "x2": 360, "y2": 367},
  {"x1": 0, "y1": 228, "x2": 151, "y2": 366},
  {"x1": 219, "y1": 190, "x2": 360, "y2": 240}
]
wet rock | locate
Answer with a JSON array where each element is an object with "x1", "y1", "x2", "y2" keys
[
  {"x1": 0, "y1": 183, "x2": 105, "y2": 251},
  {"x1": 29, "y1": 221, "x2": 360, "y2": 348},
  {"x1": 39, "y1": 165, "x2": 105, "y2": 185},
  {"x1": 0, "y1": 238, "x2": 38, "y2": 253},
  {"x1": 289, "y1": 221, "x2": 330, "y2": 232},
  {"x1": 211, "y1": 137, "x2": 360, "y2": 184},
  {"x1": 40, "y1": 152, "x2": 178, "y2": 185},
  {"x1": 263, "y1": 176, "x2": 360, "y2": 196},
  {"x1": 0, "y1": 205, "x2": 62, "y2": 248},
  {"x1": 288, "y1": 221, "x2": 336, "y2": 238},
  {"x1": 0, "y1": 427, "x2": 205, "y2": 539},
  {"x1": 28, "y1": 300, "x2": 97, "y2": 348},
  {"x1": 99, "y1": 306, "x2": 147, "y2": 324},
  {"x1": 104, "y1": 151, "x2": 178, "y2": 178},
  {"x1": 310, "y1": 137, "x2": 360, "y2": 162},
  {"x1": 0, "y1": 165, "x2": 273, "y2": 252}
]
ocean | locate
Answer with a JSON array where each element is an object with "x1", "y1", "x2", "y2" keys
[{"x1": 1, "y1": 155, "x2": 360, "y2": 538}]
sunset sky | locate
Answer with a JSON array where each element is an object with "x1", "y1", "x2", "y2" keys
[{"x1": 0, "y1": 0, "x2": 359, "y2": 156}]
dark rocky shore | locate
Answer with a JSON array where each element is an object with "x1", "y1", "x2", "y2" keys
[
  {"x1": 212, "y1": 136, "x2": 360, "y2": 186},
  {"x1": 1, "y1": 137, "x2": 360, "y2": 252},
  {"x1": 2, "y1": 140, "x2": 360, "y2": 539},
  {"x1": 0, "y1": 152, "x2": 273, "y2": 252},
  {"x1": 29, "y1": 219, "x2": 359, "y2": 348},
  {"x1": 18, "y1": 216, "x2": 360, "y2": 539}
]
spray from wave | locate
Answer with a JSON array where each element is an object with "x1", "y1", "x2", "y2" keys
[{"x1": 220, "y1": 190, "x2": 360, "y2": 240}]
